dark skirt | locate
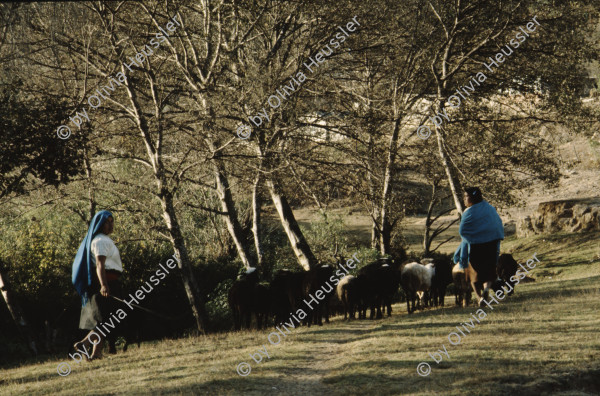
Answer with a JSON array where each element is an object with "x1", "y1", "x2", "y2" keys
[
  {"x1": 469, "y1": 240, "x2": 500, "y2": 283},
  {"x1": 79, "y1": 276, "x2": 123, "y2": 330}
]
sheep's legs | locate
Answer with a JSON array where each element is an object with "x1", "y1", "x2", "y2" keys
[
  {"x1": 232, "y1": 310, "x2": 241, "y2": 331},
  {"x1": 411, "y1": 293, "x2": 418, "y2": 313},
  {"x1": 244, "y1": 312, "x2": 252, "y2": 329},
  {"x1": 438, "y1": 286, "x2": 446, "y2": 307},
  {"x1": 482, "y1": 281, "x2": 493, "y2": 302},
  {"x1": 256, "y1": 313, "x2": 262, "y2": 330},
  {"x1": 384, "y1": 297, "x2": 392, "y2": 317},
  {"x1": 375, "y1": 296, "x2": 383, "y2": 319}
]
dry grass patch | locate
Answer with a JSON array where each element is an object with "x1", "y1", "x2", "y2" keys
[{"x1": 2, "y1": 231, "x2": 599, "y2": 395}]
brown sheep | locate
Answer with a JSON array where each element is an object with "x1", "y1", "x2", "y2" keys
[
  {"x1": 336, "y1": 275, "x2": 358, "y2": 319},
  {"x1": 452, "y1": 263, "x2": 472, "y2": 307}
]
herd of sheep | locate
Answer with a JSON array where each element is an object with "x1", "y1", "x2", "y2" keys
[{"x1": 227, "y1": 254, "x2": 523, "y2": 330}]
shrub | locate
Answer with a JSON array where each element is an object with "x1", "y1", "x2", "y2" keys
[{"x1": 205, "y1": 279, "x2": 234, "y2": 331}]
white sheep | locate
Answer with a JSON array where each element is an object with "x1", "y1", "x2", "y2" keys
[{"x1": 401, "y1": 262, "x2": 436, "y2": 314}]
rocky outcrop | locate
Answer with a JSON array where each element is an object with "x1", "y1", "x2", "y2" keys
[{"x1": 517, "y1": 198, "x2": 600, "y2": 236}]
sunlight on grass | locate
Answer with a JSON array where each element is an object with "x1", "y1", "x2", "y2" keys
[{"x1": 2, "y1": 231, "x2": 599, "y2": 395}]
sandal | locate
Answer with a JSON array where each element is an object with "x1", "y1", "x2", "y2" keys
[
  {"x1": 88, "y1": 353, "x2": 103, "y2": 361},
  {"x1": 89, "y1": 348, "x2": 103, "y2": 360},
  {"x1": 74, "y1": 341, "x2": 93, "y2": 361},
  {"x1": 73, "y1": 341, "x2": 85, "y2": 351}
]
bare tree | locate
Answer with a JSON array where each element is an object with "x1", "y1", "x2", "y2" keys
[
  {"x1": 0, "y1": 2, "x2": 84, "y2": 352},
  {"x1": 424, "y1": 0, "x2": 597, "y2": 214},
  {"x1": 20, "y1": 1, "x2": 214, "y2": 332}
]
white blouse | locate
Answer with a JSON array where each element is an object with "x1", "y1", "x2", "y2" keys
[{"x1": 91, "y1": 233, "x2": 123, "y2": 272}]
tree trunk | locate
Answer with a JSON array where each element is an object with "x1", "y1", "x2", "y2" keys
[
  {"x1": 119, "y1": 66, "x2": 211, "y2": 334},
  {"x1": 423, "y1": 230, "x2": 431, "y2": 255},
  {"x1": 431, "y1": 23, "x2": 465, "y2": 218},
  {"x1": 83, "y1": 147, "x2": 96, "y2": 225},
  {"x1": 0, "y1": 267, "x2": 38, "y2": 355},
  {"x1": 371, "y1": 211, "x2": 380, "y2": 250},
  {"x1": 251, "y1": 172, "x2": 264, "y2": 267},
  {"x1": 212, "y1": 161, "x2": 254, "y2": 269},
  {"x1": 380, "y1": 219, "x2": 392, "y2": 255},
  {"x1": 379, "y1": 117, "x2": 402, "y2": 255},
  {"x1": 159, "y1": 189, "x2": 210, "y2": 334},
  {"x1": 367, "y1": 145, "x2": 380, "y2": 250},
  {"x1": 423, "y1": 183, "x2": 437, "y2": 255},
  {"x1": 432, "y1": 103, "x2": 464, "y2": 216},
  {"x1": 265, "y1": 178, "x2": 317, "y2": 271}
]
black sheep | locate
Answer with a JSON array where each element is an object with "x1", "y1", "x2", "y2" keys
[
  {"x1": 496, "y1": 253, "x2": 519, "y2": 296},
  {"x1": 228, "y1": 268, "x2": 260, "y2": 330},
  {"x1": 270, "y1": 269, "x2": 305, "y2": 325},
  {"x1": 106, "y1": 307, "x2": 142, "y2": 353},
  {"x1": 253, "y1": 283, "x2": 271, "y2": 329},
  {"x1": 422, "y1": 258, "x2": 453, "y2": 307},
  {"x1": 302, "y1": 265, "x2": 335, "y2": 326},
  {"x1": 356, "y1": 258, "x2": 401, "y2": 319}
]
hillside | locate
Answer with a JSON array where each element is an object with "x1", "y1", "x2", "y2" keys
[
  {"x1": 1, "y1": 2, "x2": 600, "y2": 395},
  {"x1": 292, "y1": 133, "x2": 600, "y2": 258},
  {"x1": 1, "y1": 231, "x2": 599, "y2": 396}
]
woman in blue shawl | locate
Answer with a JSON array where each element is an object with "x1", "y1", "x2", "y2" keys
[
  {"x1": 453, "y1": 187, "x2": 504, "y2": 306},
  {"x1": 72, "y1": 210, "x2": 124, "y2": 360}
]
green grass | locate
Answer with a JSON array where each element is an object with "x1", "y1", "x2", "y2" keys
[{"x1": 1, "y1": 231, "x2": 599, "y2": 395}]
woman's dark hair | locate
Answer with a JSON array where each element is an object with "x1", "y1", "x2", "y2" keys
[{"x1": 464, "y1": 187, "x2": 483, "y2": 204}]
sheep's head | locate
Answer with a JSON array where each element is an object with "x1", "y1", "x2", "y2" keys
[
  {"x1": 491, "y1": 278, "x2": 504, "y2": 293},
  {"x1": 238, "y1": 267, "x2": 259, "y2": 282}
]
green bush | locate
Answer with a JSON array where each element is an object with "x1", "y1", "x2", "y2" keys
[
  {"x1": 350, "y1": 247, "x2": 380, "y2": 271},
  {"x1": 301, "y1": 212, "x2": 351, "y2": 264},
  {"x1": 205, "y1": 279, "x2": 234, "y2": 331},
  {"x1": 0, "y1": 213, "x2": 80, "y2": 309}
]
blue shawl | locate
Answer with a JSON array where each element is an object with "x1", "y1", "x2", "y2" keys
[
  {"x1": 72, "y1": 210, "x2": 112, "y2": 306},
  {"x1": 453, "y1": 201, "x2": 504, "y2": 268}
]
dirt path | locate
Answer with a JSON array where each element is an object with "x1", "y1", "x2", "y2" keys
[{"x1": 265, "y1": 320, "x2": 380, "y2": 395}]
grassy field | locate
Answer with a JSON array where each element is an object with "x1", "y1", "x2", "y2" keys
[{"x1": 1, "y1": 231, "x2": 599, "y2": 396}]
